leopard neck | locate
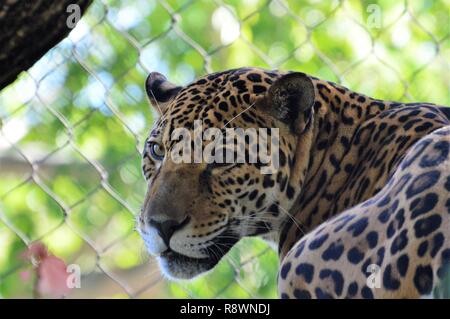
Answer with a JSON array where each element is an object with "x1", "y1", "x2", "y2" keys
[{"x1": 277, "y1": 78, "x2": 388, "y2": 258}]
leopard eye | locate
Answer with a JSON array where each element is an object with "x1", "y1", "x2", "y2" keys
[{"x1": 148, "y1": 142, "x2": 165, "y2": 161}]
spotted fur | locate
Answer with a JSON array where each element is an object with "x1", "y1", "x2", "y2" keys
[{"x1": 138, "y1": 67, "x2": 450, "y2": 298}]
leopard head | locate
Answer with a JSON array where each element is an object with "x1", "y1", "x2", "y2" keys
[{"x1": 137, "y1": 68, "x2": 316, "y2": 279}]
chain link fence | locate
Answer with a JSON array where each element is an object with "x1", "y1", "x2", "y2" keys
[{"x1": 0, "y1": 0, "x2": 448, "y2": 298}]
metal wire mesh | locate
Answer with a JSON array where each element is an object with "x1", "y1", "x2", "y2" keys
[{"x1": 0, "y1": 0, "x2": 448, "y2": 298}]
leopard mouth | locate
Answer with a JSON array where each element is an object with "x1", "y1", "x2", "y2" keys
[
  {"x1": 157, "y1": 229, "x2": 239, "y2": 280},
  {"x1": 157, "y1": 249, "x2": 221, "y2": 280}
]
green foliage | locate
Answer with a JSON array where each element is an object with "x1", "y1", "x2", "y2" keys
[{"x1": 0, "y1": 0, "x2": 448, "y2": 298}]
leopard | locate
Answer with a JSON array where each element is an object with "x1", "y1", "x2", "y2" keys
[{"x1": 136, "y1": 67, "x2": 450, "y2": 298}]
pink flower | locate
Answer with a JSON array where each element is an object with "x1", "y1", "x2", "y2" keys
[
  {"x1": 22, "y1": 242, "x2": 48, "y2": 262},
  {"x1": 22, "y1": 241, "x2": 72, "y2": 298},
  {"x1": 37, "y1": 255, "x2": 71, "y2": 297}
]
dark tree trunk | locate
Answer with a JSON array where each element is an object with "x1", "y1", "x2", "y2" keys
[{"x1": 0, "y1": 0, "x2": 92, "y2": 90}]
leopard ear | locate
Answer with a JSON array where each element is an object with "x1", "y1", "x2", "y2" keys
[
  {"x1": 145, "y1": 72, "x2": 182, "y2": 114},
  {"x1": 263, "y1": 72, "x2": 315, "y2": 128}
]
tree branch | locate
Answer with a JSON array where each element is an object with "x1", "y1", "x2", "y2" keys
[{"x1": 0, "y1": 0, "x2": 92, "y2": 90}]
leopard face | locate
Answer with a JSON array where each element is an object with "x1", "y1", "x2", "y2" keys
[{"x1": 137, "y1": 68, "x2": 314, "y2": 279}]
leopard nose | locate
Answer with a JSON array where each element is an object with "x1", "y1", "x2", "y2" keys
[{"x1": 149, "y1": 217, "x2": 189, "y2": 247}]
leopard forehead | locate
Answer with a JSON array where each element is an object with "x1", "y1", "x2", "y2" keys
[{"x1": 152, "y1": 67, "x2": 284, "y2": 136}]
